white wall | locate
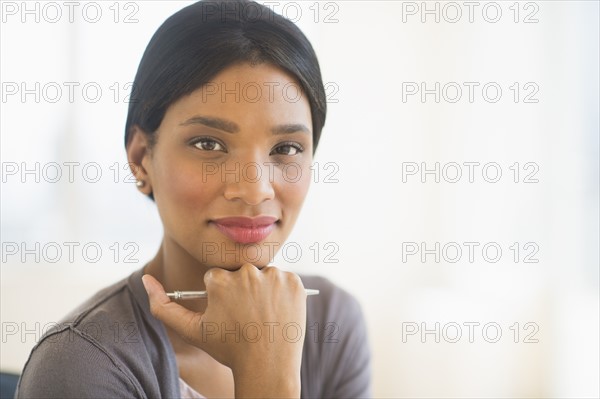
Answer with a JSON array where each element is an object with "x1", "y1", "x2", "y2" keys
[{"x1": 1, "y1": 1, "x2": 598, "y2": 397}]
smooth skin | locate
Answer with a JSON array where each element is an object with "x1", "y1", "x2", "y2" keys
[{"x1": 127, "y1": 62, "x2": 314, "y2": 398}]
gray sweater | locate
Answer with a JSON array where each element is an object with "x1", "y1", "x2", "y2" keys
[{"x1": 15, "y1": 268, "x2": 371, "y2": 398}]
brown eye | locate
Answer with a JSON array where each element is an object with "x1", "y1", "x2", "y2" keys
[
  {"x1": 193, "y1": 138, "x2": 225, "y2": 152},
  {"x1": 272, "y1": 142, "x2": 304, "y2": 156}
]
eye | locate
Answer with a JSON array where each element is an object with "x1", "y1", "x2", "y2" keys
[
  {"x1": 271, "y1": 142, "x2": 304, "y2": 156},
  {"x1": 191, "y1": 137, "x2": 226, "y2": 152}
]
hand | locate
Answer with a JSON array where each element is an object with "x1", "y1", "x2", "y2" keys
[{"x1": 142, "y1": 263, "x2": 307, "y2": 398}]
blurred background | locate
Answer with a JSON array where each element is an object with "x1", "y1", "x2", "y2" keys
[{"x1": 1, "y1": 1, "x2": 598, "y2": 397}]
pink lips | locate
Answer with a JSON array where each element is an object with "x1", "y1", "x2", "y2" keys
[{"x1": 211, "y1": 216, "x2": 278, "y2": 244}]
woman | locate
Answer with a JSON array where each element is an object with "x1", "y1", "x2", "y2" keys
[{"x1": 16, "y1": 0, "x2": 371, "y2": 397}]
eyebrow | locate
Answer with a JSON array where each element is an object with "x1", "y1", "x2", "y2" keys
[
  {"x1": 180, "y1": 115, "x2": 310, "y2": 135},
  {"x1": 272, "y1": 123, "x2": 311, "y2": 135},
  {"x1": 180, "y1": 115, "x2": 238, "y2": 133}
]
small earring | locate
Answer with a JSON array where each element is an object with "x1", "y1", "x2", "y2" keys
[{"x1": 136, "y1": 180, "x2": 145, "y2": 188}]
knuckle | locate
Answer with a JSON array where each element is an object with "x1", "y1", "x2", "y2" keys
[
  {"x1": 240, "y1": 263, "x2": 259, "y2": 277},
  {"x1": 285, "y1": 271, "x2": 304, "y2": 288},
  {"x1": 204, "y1": 267, "x2": 224, "y2": 284},
  {"x1": 240, "y1": 262, "x2": 256, "y2": 271},
  {"x1": 263, "y1": 265, "x2": 278, "y2": 274},
  {"x1": 259, "y1": 265, "x2": 277, "y2": 278}
]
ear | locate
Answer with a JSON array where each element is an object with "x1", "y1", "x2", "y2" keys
[{"x1": 126, "y1": 125, "x2": 154, "y2": 196}]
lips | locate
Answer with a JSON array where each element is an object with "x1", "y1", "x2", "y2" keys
[{"x1": 211, "y1": 216, "x2": 278, "y2": 244}]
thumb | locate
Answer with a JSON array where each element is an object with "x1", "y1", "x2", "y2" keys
[{"x1": 141, "y1": 274, "x2": 204, "y2": 344}]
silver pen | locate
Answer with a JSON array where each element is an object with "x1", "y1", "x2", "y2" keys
[{"x1": 167, "y1": 289, "x2": 320, "y2": 300}]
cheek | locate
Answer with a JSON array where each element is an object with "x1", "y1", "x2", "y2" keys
[
  {"x1": 155, "y1": 157, "x2": 218, "y2": 212},
  {"x1": 278, "y1": 162, "x2": 311, "y2": 211}
]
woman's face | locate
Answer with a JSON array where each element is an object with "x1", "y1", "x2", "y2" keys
[{"x1": 139, "y1": 62, "x2": 313, "y2": 270}]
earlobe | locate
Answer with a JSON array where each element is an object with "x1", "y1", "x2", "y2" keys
[{"x1": 126, "y1": 125, "x2": 153, "y2": 195}]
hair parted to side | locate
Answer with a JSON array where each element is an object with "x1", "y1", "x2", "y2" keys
[{"x1": 124, "y1": 0, "x2": 327, "y2": 154}]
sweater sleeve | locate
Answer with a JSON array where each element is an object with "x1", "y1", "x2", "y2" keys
[
  {"x1": 15, "y1": 327, "x2": 145, "y2": 399},
  {"x1": 327, "y1": 291, "x2": 372, "y2": 398},
  {"x1": 300, "y1": 275, "x2": 372, "y2": 398}
]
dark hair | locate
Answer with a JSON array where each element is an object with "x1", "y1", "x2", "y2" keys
[{"x1": 124, "y1": 0, "x2": 327, "y2": 153}]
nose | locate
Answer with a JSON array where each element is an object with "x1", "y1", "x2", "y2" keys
[{"x1": 223, "y1": 158, "x2": 275, "y2": 205}]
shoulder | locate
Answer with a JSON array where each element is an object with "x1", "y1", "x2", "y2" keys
[
  {"x1": 39, "y1": 273, "x2": 140, "y2": 353},
  {"x1": 298, "y1": 274, "x2": 372, "y2": 398},
  {"x1": 16, "y1": 326, "x2": 143, "y2": 398},
  {"x1": 298, "y1": 274, "x2": 365, "y2": 324},
  {"x1": 16, "y1": 269, "x2": 179, "y2": 398}
]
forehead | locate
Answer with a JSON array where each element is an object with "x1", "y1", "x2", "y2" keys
[{"x1": 164, "y1": 62, "x2": 312, "y2": 128}]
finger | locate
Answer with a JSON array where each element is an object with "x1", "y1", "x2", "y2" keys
[{"x1": 141, "y1": 274, "x2": 204, "y2": 343}]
